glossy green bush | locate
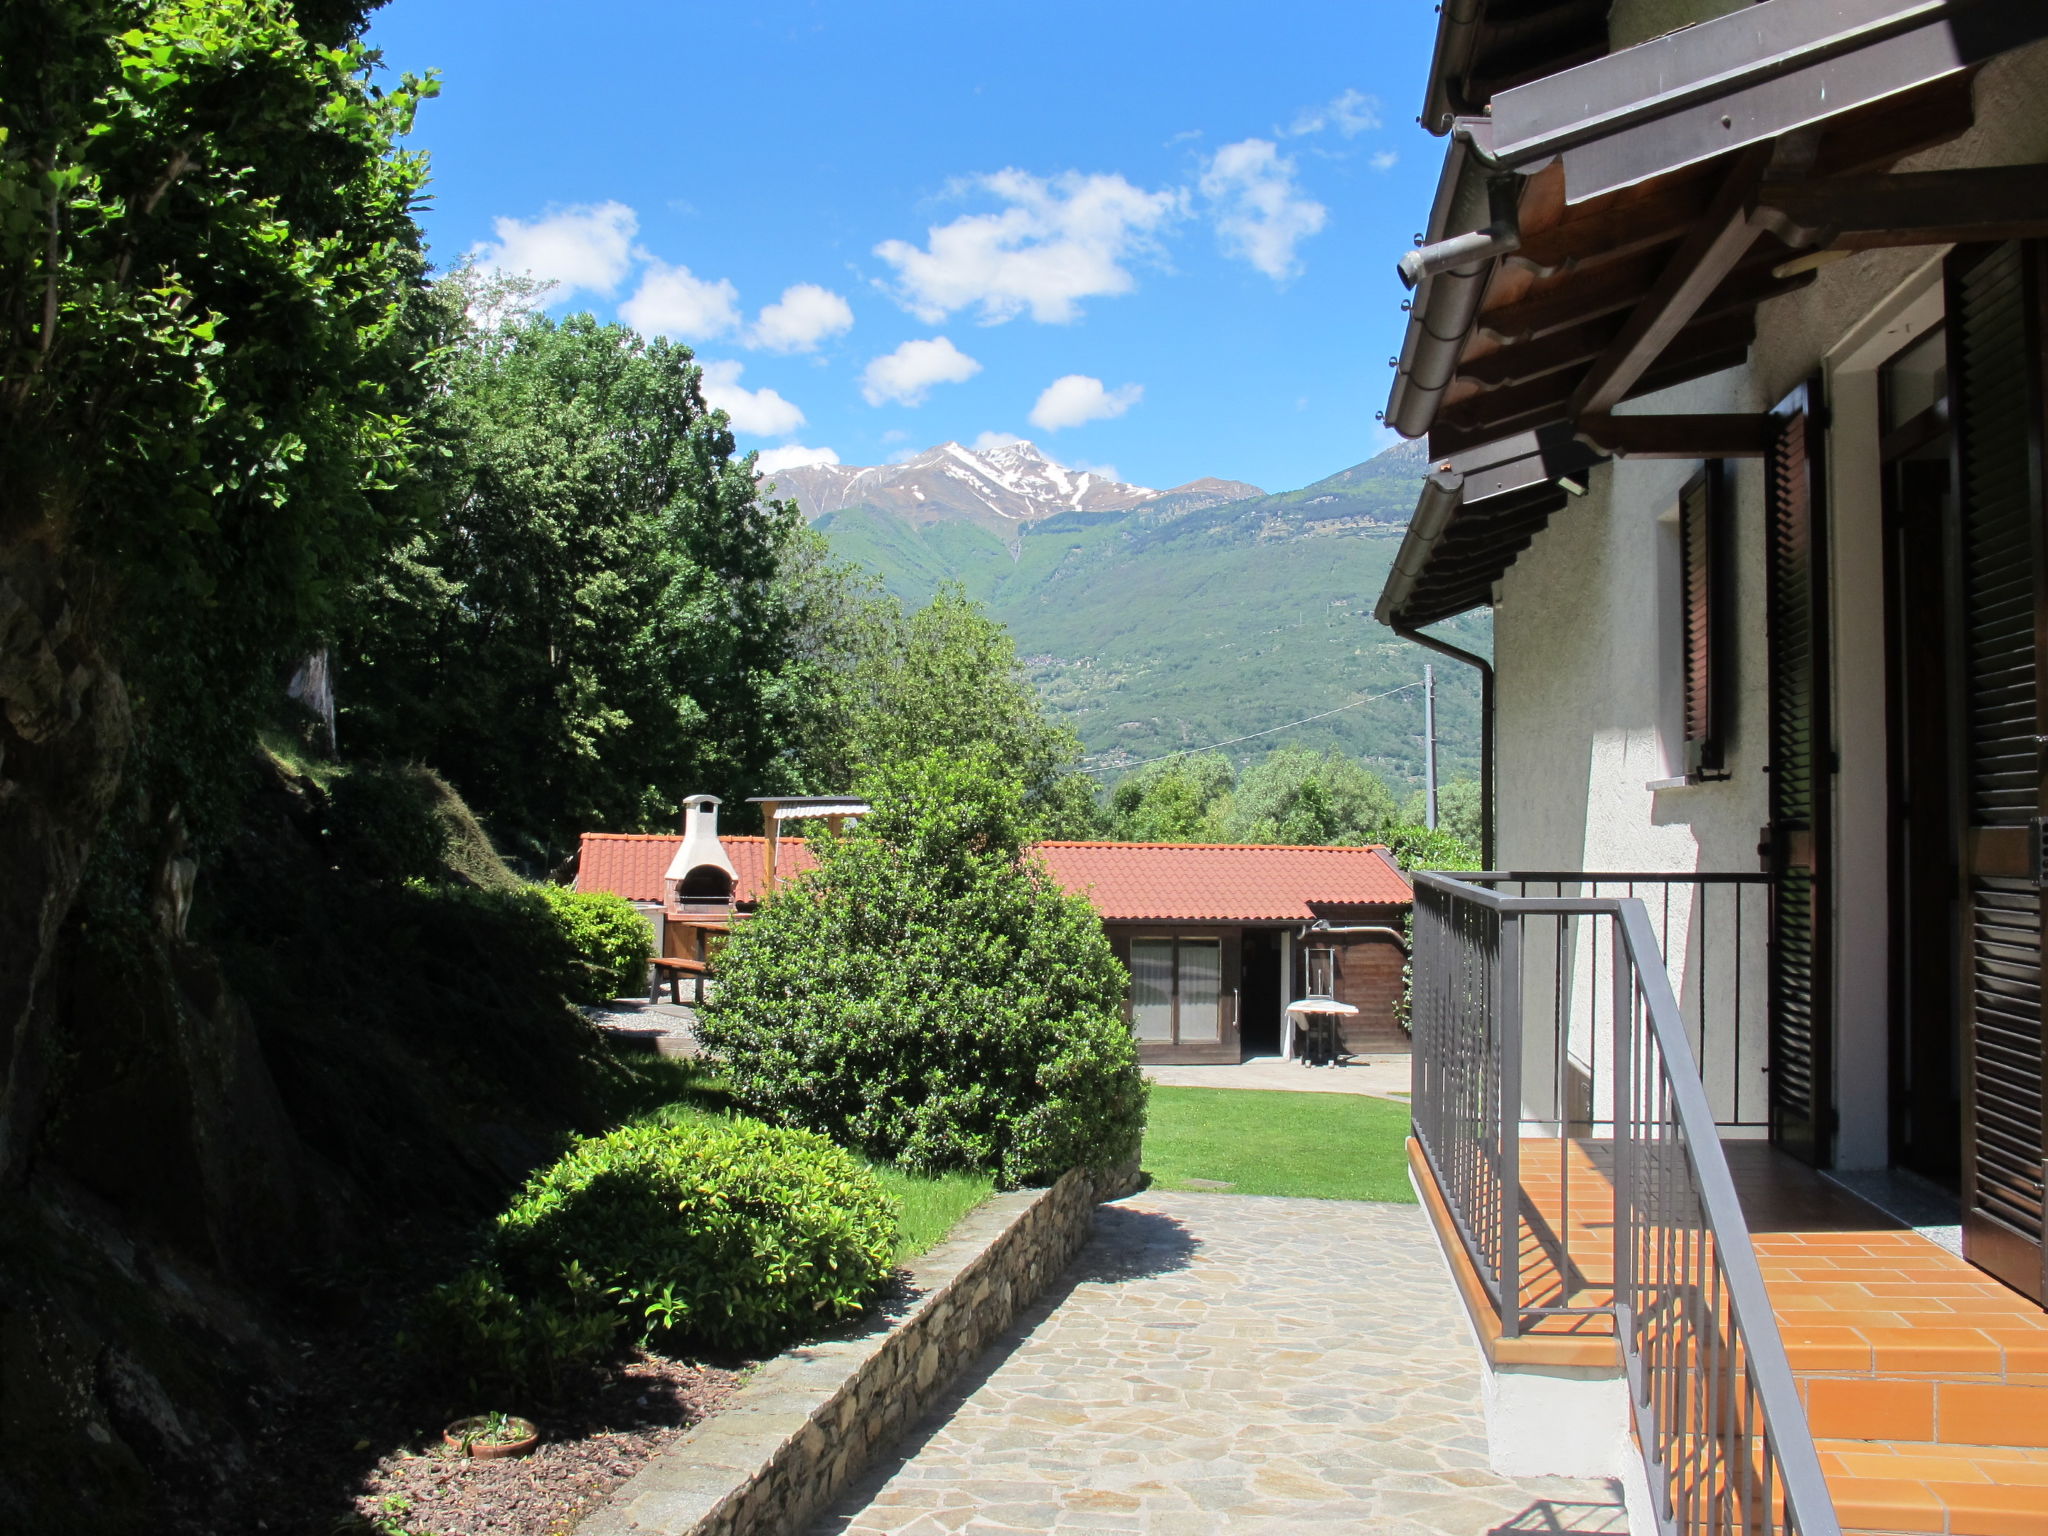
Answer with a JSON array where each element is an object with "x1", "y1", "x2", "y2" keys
[
  {"x1": 696, "y1": 749, "x2": 1145, "y2": 1188},
  {"x1": 494, "y1": 1116, "x2": 898, "y2": 1352},
  {"x1": 536, "y1": 885, "x2": 652, "y2": 1004}
]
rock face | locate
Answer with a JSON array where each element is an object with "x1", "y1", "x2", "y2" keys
[{"x1": 765, "y1": 441, "x2": 1261, "y2": 535}]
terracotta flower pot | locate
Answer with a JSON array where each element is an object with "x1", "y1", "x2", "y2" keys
[{"x1": 443, "y1": 1414, "x2": 538, "y2": 1459}]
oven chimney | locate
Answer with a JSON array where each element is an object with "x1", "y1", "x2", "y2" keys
[{"x1": 664, "y1": 794, "x2": 738, "y2": 906}]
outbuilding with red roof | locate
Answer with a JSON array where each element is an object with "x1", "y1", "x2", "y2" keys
[{"x1": 576, "y1": 798, "x2": 1412, "y2": 1065}]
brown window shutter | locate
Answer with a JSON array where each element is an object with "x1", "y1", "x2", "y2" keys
[
  {"x1": 1765, "y1": 382, "x2": 1832, "y2": 1168},
  {"x1": 1678, "y1": 465, "x2": 1728, "y2": 775},
  {"x1": 1949, "y1": 238, "x2": 2048, "y2": 1304}
]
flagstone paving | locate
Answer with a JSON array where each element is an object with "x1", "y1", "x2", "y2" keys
[{"x1": 813, "y1": 1192, "x2": 1627, "y2": 1536}]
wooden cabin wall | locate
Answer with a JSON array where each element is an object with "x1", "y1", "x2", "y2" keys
[{"x1": 1295, "y1": 913, "x2": 1410, "y2": 1055}]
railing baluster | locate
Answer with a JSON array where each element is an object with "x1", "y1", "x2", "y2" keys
[{"x1": 1410, "y1": 871, "x2": 1837, "y2": 1536}]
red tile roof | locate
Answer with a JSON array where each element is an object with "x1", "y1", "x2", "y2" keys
[
  {"x1": 1036, "y1": 840, "x2": 1410, "y2": 921},
  {"x1": 576, "y1": 833, "x2": 1409, "y2": 921},
  {"x1": 575, "y1": 834, "x2": 812, "y2": 905}
]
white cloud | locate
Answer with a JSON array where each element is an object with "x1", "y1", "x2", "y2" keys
[
  {"x1": 698, "y1": 359, "x2": 805, "y2": 436},
  {"x1": 886, "y1": 446, "x2": 924, "y2": 464},
  {"x1": 860, "y1": 336, "x2": 981, "y2": 407},
  {"x1": 874, "y1": 169, "x2": 1184, "y2": 325},
  {"x1": 755, "y1": 444, "x2": 839, "y2": 476},
  {"x1": 471, "y1": 201, "x2": 638, "y2": 298},
  {"x1": 1286, "y1": 89, "x2": 1381, "y2": 138},
  {"x1": 750, "y1": 283, "x2": 854, "y2": 353},
  {"x1": 1028, "y1": 374, "x2": 1142, "y2": 432},
  {"x1": 620, "y1": 259, "x2": 742, "y2": 341},
  {"x1": 1072, "y1": 460, "x2": 1121, "y2": 480},
  {"x1": 1200, "y1": 139, "x2": 1328, "y2": 281},
  {"x1": 1370, "y1": 149, "x2": 1399, "y2": 173},
  {"x1": 972, "y1": 430, "x2": 1026, "y2": 451}
]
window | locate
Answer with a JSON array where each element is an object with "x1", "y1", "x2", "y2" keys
[{"x1": 1128, "y1": 937, "x2": 1223, "y2": 1046}]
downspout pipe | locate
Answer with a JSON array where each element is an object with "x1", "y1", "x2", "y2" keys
[
  {"x1": 1395, "y1": 624, "x2": 1494, "y2": 871},
  {"x1": 1374, "y1": 467, "x2": 1497, "y2": 870}
]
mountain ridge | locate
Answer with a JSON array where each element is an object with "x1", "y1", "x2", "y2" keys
[{"x1": 802, "y1": 435, "x2": 1486, "y2": 788}]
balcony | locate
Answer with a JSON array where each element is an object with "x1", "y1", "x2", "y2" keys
[{"x1": 1408, "y1": 873, "x2": 2048, "y2": 1536}]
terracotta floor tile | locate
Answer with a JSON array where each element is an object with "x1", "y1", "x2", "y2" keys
[
  {"x1": 1786, "y1": 1326, "x2": 1878, "y2": 1372},
  {"x1": 1939, "y1": 1383, "x2": 2048, "y2": 1448},
  {"x1": 1927, "y1": 1481, "x2": 2048, "y2": 1536},
  {"x1": 1810, "y1": 1378, "x2": 1937, "y2": 1440},
  {"x1": 1828, "y1": 1476, "x2": 1950, "y2": 1532},
  {"x1": 1866, "y1": 1329, "x2": 2007, "y2": 1374}
]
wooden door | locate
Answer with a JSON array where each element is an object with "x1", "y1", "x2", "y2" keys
[
  {"x1": 1948, "y1": 240, "x2": 2048, "y2": 1303},
  {"x1": 1764, "y1": 378, "x2": 1834, "y2": 1168}
]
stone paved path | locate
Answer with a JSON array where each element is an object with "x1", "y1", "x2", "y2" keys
[{"x1": 813, "y1": 1193, "x2": 1625, "y2": 1536}]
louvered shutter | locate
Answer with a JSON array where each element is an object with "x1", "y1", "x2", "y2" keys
[
  {"x1": 1949, "y1": 240, "x2": 2048, "y2": 1304},
  {"x1": 1764, "y1": 383, "x2": 1832, "y2": 1168},
  {"x1": 1679, "y1": 465, "x2": 1727, "y2": 775}
]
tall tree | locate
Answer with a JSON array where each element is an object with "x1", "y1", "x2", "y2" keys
[
  {"x1": 341, "y1": 291, "x2": 810, "y2": 860},
  {"x1": 1221, "y1": 747, "x2": 1398, "y2": 846},
  {"x1": 795, "y1": 582, "x2": 1099, "y2": 833},
  {"x1": 1104, "y1": 752, "x2": 1235, "y2": 842}
]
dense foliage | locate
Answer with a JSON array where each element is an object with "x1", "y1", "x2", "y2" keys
[
  {"x1": 1101, "y1": 745, "x2": 1480, "y2": 866},
  {"x1": 341, "y1": 281, "x2": 814, "y2": 862},
  {"x1": 790, "y1": 580, "x2": 1103, "y2": 835},
  {"x1": 697, "y1": 749, "x2": 1144, "y2": 1187},
  {"x1": 535, "y1": 886, "x2": 652, "y2": 1005},
  {"x1": 1, "y1": 0, "x2": 438, "y2": 846},
  {"x1": 493, "y1": 1113, "x2": 898, "y2": 1353}
]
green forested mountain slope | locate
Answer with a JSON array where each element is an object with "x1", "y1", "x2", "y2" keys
[{"x1": 812, "y1": 438, "x2": 1489, "y2": 790}]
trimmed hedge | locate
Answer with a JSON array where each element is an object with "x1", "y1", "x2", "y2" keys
[
  {"x1": 493, "y1": 1114, "x2": 898, "y2": 1353},
  {"x1": 535, "y1": 885, "x2": 652, "y2": 1005}
]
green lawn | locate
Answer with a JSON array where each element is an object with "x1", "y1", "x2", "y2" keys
[
  {"x1": 1141, "y1": 1086, "x2": 1416, "y2": 1202},
  {"x1": 870, "y1": 1165, "x2": 995, "y2": 1264}
]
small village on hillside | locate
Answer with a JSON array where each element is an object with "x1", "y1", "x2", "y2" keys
[{"x1": 5, "y1": 5, "x2": 2048, "y2": 1536}]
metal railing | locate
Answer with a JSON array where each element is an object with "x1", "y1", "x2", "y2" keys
[{"x1": 1411, "y1": 871, "x2": 1837, "y2": 1536}]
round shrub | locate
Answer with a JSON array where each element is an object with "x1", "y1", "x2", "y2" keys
[
  {"x1": 535, "y1": 885, "x2": 652, "y2": 1004},
  {"x1": 493, "y1": 1114, "x2": 898, "y2": 1352},
  {"x1": 696, "y1": 748, "x2": 1146, "y2": 1188}
]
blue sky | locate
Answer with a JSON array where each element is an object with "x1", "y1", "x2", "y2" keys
[{"x1": 365, "y1": 1, "x2": 1443, "y2": 495}]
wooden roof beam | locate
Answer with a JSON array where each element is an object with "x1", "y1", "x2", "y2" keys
[
  {"x1": 1758, "y1": 164, "x2": 2048, "y2": 252},
  {"x1": 1566, "y1": 144, "x2": 1775, "y2": 420},
  {"x1": 1577, "y1": 412, "x2": 1774, "y2": 459}
]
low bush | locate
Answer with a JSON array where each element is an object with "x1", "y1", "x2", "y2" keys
[
  {"x1": 696, "y1": 748, "x2": 1145, "y2": 1187},
  {"x1": 405, "y1": 1262, "x2": 619, "y2": 1401},
  {"x1": 494, "y1": 1114, "x2": 898, "y2": 1353},
  {"x1": 535, "y1": 885, "x2": 652, "y2": 1005}
]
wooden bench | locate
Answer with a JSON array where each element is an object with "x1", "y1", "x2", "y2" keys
[{"x1": 648, "y1": 956, "x2": 709, "y2": 1005}]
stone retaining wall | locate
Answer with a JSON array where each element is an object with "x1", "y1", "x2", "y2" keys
[{"x1": 576, "y1": 1165, "x2": 1108, "y2": 1536}]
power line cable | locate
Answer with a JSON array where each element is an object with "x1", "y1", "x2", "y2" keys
[{"x1": 1078, "y1": 681, "x2": 1426, "y2": 776}]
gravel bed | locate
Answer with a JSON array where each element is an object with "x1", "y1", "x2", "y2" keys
[{"x1": 344, "y1": 1351, "x2": 742, "y2": 1536}]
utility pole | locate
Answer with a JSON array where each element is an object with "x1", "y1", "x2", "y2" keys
[{"x1": 1423, "y1": 664, "x2": 1438, "y2": 830}]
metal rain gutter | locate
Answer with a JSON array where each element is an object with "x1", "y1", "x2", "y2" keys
[
  {"x1": 1490, "y1": 0, "x2": 2048, "y2": 202},
  {"x1": 1385, "y1": 122, "x2": 1523, "y2": 441},
  {"x1": 1422, "y1": 0, "x2": 1487, "y2": 135}
]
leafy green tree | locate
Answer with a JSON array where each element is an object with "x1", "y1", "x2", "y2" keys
[
  {"x1": 697, "y1": 747, "x2": 1145, "y2": 1187},
  {"x1": 796, "y1": 581, "x2": 1097, "y2": 826},
  {"x1": 1220, "y1": 747, "x2": 1399, "y2": 846},
  {"x1": 1, "y1": 0, "x2": 437, "y2": 855},
  {"x1": 1380, "y1": 822, "x2": 1482, "y2": 871},
  {"x1": 1400, "y1": 777, "x2": 1482, "y2": 849},
  {"x1": 340, "y1": 290, "x2": 810, "y2": 860},
  {"x1": 1104, "y1": 752, "x2": 1234, "y2": 842}
]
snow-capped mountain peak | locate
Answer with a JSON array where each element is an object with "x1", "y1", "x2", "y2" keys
[{"x1": 763, "y1": 439, "x2": 1167, "y2": 527}]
